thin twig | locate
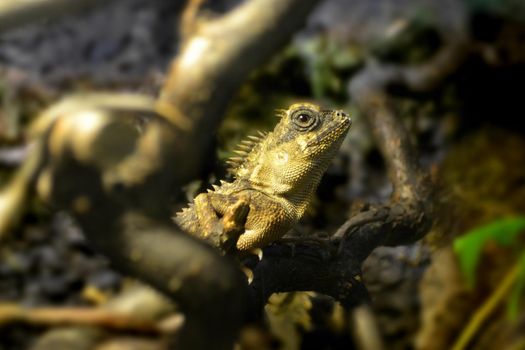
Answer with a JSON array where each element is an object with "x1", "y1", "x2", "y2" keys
[
  {"x1": 0, "y1": 304, "x2": 162, "y2": 333},
  {"x1": 452, "y1": 260, "x2": 521, "y2": 350},
  {"x1": 180, "y1": 0, "x2": 206, "y2": 42},
  {"x1": 0, "y1": 0, "x2": 113, "y2": 33}
]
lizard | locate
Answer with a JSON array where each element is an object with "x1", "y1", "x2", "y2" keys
[{"x1": 174, "y1": 102, "x2": 351, "y2": 253}]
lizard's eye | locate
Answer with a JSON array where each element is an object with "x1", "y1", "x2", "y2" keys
[
  {"x1": 297, "y1": 114, "x2": 310, "y2": 124},
  {"x1": 292, "y1": 110, "x2": 318, "y2": 130}
]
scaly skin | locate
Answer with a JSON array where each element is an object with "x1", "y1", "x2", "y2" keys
[{"x1": 175, "y1": 103, "x2": 351, "y2": 252}]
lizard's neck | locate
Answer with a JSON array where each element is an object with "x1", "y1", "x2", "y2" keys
[{"x1": 247, "y1": 154, "x2": 333, "y2": 219}]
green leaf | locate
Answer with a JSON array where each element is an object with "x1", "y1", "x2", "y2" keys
[
  {"x1": 453, "y1": 216, "x2": 525, "y2": 288},
  {"x1": 507, "y1": 252, "x2": 525, "y2": 320}
]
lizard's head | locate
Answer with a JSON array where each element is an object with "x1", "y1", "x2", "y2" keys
[
  {"x1": 273, "y1": 102, "x2": 351, "y2": 159},
  {"x1": 228, "y1": 102, "x2": 351, "y2": 199}
]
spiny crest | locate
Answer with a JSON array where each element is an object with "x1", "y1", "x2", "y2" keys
[
  {"x1": 176, "y1": 202, "x2": 194, "y2": 216},
  {"x1": 226, "y1": 130, "x2": 268, "y2": 176},
  {"x1": 275, "y1": 108, "x2": 287, "y2": 118}
]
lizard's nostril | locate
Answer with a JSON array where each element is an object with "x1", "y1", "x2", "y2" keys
[{"x1": 336, "y1": 110, "x2": 348, "y2": 119}]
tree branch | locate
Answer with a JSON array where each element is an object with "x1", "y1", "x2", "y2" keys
[
  {"x1": 29, "y1": 101, "x2": 249, "y2": 350},
  {"x1": 249, "y1": 12, "x2": 473, "y2": 308},
  {"x1": 156, "y1": 0, "x2": 321, "y2": 181}
]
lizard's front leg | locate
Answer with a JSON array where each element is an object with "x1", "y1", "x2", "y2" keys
[
  {"x1": 194, "y1": 193, "x2": 223, "y2": 238},
  {"x1": 194, "y1": 192, "x2": 249, "y2": 249},
  {"x1": 235, "y1": 193, "x2": 295, "y2": 252}
]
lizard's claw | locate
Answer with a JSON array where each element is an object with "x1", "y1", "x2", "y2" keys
[
  {"x1": 246, "y1": 247, "x2": 263, "y2": 261},
  {"x1": 241, "y1": 266, "x2": 254, "y2": 284},
  {"x1": 256, "y1": 248, "x2": 263, "y2": 261}
]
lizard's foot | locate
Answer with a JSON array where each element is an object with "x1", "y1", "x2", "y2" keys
[{"x1": 219, "y1": 195, "x2": 250, "y2": 254}]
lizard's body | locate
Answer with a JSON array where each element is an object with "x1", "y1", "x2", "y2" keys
[{"x1": 175, "y1": 103, "x2": 351, "y2": 252}]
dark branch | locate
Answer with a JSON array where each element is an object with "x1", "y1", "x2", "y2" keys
[
  {"x1": 34, "y1": 105, "x2": 250, "y2": 350},
  {"x1": 249, "y1": 13, "x2": 473, "y2": 307}
]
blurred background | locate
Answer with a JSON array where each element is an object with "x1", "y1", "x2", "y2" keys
[{"x1": 1, "y1": 0, "x2": 525, "y2": 349}]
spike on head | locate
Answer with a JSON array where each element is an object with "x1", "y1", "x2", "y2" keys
[{"x1": 275, "y1": 109, "x2": 287, "y2": 118}]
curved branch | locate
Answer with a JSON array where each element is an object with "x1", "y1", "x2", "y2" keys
[
  {"x1": 249, "y1": 11, "x2": 473, "y2": 307},
  {"x1": 249, "y1": 241, "x2": 370, "y2": 311},
  {"x1": 156, "y1": 0, "x2": 321, "y2": 181},
  {"x1": 35, "y1": 104, "x2": 250, "y2": 350}
]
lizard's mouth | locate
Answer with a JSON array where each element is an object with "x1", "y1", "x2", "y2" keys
[{"x1": 306, "y1": 116, "x2": 351, "y2": 147}]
